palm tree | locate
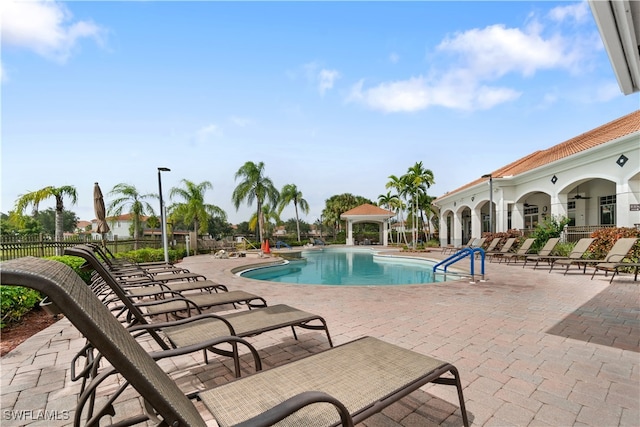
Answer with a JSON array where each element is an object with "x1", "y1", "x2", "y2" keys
[
  {"x1": 108, "y1": 183, "x2": 157, "y2": 249},
  {"x1": 249, "y1": 204, "x2": 280, "y2": 239},
  {"x1": 169, "y1": 179, "x2": 227, "y2": 252},
  {"x1": 14, "y1": 185, "x2": 78, "y2": 255},
  {"x1": 232, "y1": 161, "x2": 279, "y2": 244},
  {"x1": 402, "y1": 162, "x2": 435, "y2": 247},
  {"x1": 385, "y1": 175, "x2": 409, "y2": 246},
  {"x1": 278, "y1": 184, "x2": 310, "y2": 242},
  {"x1": 378, "y1": 191, "x2": 399, "y2": 244}
]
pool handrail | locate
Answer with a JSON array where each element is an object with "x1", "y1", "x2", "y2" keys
[{"x1": 433, "y1": 247, "x2": 485, "y2": 283}]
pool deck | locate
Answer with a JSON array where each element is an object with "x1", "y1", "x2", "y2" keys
[{"x1": 1, "y1": 247, "x2": 638, "y2": 426}]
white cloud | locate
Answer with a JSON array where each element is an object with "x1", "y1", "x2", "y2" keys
[
  {"x1": 301, "y1": 62, "x2": 340, "y2": 95},
  {"x1": 318, "y1": 69, "x2": 340, "y2": 96},
  {"x1": 548, "y1": 1, "x2": 591, "y2": 24},
  {"x1": 195, "y1": 124, "x2": 223, "y2": 143},
  {"x1": 348, "y1": 10, "x2": 594, "y2": 113},
  {"x1": 1, "y1": 0, "x2": 105, "y2": 63},
  {"x1": 229, "y1": 116, "x2": 253, "y2": 127}
]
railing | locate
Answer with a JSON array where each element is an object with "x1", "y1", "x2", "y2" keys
[
  {"x1": 562, "y1": 225, "x2": 616, "y2": 243},
  {"x1": 433, "y1": 247, "x2": 485, "y2": 283},
  {"x1": 0, "y1": 234, "x2": 171, "y2": 261}
]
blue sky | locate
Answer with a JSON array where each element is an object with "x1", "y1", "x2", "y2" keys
[{"x1": 2, "y1": 1, "x2": 638, "y2": 225}]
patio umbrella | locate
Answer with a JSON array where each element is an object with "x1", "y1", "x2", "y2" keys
[{"x1": 94, "y1": 182, "x2": 110, "y2": 244}]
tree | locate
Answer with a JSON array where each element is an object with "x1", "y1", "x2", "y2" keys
[
  {"x1": 378, "y1": 191, "x2": 400, "y2": 244},
  {"x1": 14, "y1": 185, "x2": 78, "y2": 254},
  {"x1": 277, "y1": 184, "x2": 310, "y2": 242},
  {"x1": 36, "y1": 208, "x2": 78, "y2": 236},
  {"x1": 107, "y1": 183, "x2": 157, "y2": 248},
  {"x1": 321, "y1": 193, "x2": 373, "y2": 238},
  {"x1": 232, "y1": 161, "x2": 279, "y2": 244},
  {"x1": 397, "y1": 162, "x2": 435, "y2": 247},
  {"x1": 249, "y1": 204, "x2": 280, "y2": 239},
  {"x1": 169, "y1": 179, "x2": 227, "y2": 252},
  {"x1": 207, "y1": 216, "x2": 233, "y2": 239},
  {"x1": 385, "y1": 175, "x2": 409, "y2": 245}
]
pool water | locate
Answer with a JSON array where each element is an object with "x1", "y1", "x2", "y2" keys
[{"x1": 240, "y1": 248, "x2": 447, "y2": 286}]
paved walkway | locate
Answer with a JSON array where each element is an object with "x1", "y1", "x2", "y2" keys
[{"x1": 1, "y1": 248, "x2": 638, "y2": 426}]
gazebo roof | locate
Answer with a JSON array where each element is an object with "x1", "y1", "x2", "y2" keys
[{"x1": 341, "y1": 203, "x2": 395, "y2": 220}]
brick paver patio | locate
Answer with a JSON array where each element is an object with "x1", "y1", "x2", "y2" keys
[{"x1": 1, "y1": 248, "x2": 638, "y2": 426}]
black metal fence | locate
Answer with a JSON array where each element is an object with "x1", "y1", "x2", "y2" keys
[{"x1": 0, "y1": 234, "x2": 169, "y2": 261}]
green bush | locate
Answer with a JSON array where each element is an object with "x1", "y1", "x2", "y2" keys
[
  {"x1": 0, "y1": 286, "x2": 42, "y2": 328},
  {"x1": 115, "y1": 248, "x2": 184, "y2": 263},
  {"x1": 529, "y1": 216, "x2": 571, "y2": 253},
  {"x1": 1, "y1": 256, "x2": 91, "y2": 329}
]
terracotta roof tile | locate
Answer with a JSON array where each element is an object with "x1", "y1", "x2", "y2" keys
[
  {"x1": 438, "y1": 110, "x2": 640, "y2": 198},
  {"x1": 341, "y1": 203, "x2": 395, "y2": 216}
]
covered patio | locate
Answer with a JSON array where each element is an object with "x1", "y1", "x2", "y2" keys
[{"x1": 340, "y1": 203, "x2": 395, "y2": 246}]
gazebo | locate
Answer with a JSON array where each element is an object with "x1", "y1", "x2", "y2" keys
[{"x1": 340, "y1": 203, "x2": 395, "y2": 246}]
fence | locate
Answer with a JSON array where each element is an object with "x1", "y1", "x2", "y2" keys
[
  {"x1": 562, "y1": 225, "x2": 616, "y2": 243},
  {"x1": 0, "y1": 234, "x2": 169, "y2": 261}
]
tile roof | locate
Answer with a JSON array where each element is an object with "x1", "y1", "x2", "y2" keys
[
  {"x1": 341, "y1": 203, "x2": 395, "y2": 217},
  {"x1": 438, "y1": 109, "x2": 640, "y2": 198}
]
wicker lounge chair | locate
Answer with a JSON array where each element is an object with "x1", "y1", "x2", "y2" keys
[
  {"x1": 483, "y1": 238, "x2": 501, "y2": 253},
  {"x1": 589, "y1": 238, "x2": 639, "y2": 280},
  {"x1": 522, "y1": 238, "x2": 560, "y2": 268},
  {"x1": 1, "y1": 257, "x2": 469, "y2": 427},
  {"x1": 442, "y1": 237, "x2": 475, "y2": 255},
  {"x1": 554, "y1": 238, "x2": 638, "y2": 276},
  {"x1": 499, "y1": 238, "x2": 535, "y2": 264}
]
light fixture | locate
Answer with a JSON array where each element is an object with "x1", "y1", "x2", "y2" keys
[
  {"x1": 551, "y1": 175, "x2": 558, "y2": 184},
  {"x1": 617, "y1": 154, "x2": 628, "y2": 167}
]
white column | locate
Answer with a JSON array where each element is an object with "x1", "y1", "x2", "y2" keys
[{"x1": 346, "y1": 220, "x2": 354, "y2": 245}]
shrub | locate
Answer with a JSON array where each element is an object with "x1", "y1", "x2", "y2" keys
[
  {"x1": 48, "y1": 255, "x2": 92, "y2": 283},
  {"x1": 529, "y1": 216, "x2": 571, "y2": 253},
  {"x1": 0, "y1": 286, "x2": 42, "y2": 328},
  {"x1": 589, "y1": 227, "x2": 640, "y2": 260},
  {"x1": 115, "y1": 248, "x2": 184, "y2": 263}
]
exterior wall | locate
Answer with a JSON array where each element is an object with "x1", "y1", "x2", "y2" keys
[{"x1": 435, "y1": 131, "x2": 640, "y2": 246}]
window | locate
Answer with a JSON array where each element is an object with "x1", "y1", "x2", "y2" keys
[
  {"x1": 567, "y1": 201, "x2": 576, "y2": 226},
  {"x1": 600, "y1": 195, "x2": 616, "y2": 225},
  {"x1": 524, "y1": 206, "x2": 539, "y2": 229}
]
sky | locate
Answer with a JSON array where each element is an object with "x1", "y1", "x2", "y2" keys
[{"x1": 1, "y1": 0, "x2": 638, "y2": 226}]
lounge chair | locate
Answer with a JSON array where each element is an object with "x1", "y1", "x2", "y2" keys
[
  {"x1": 539, "y1": 238, "x2": 595, "y2": 272},
  {"x1": 1, "y1": 256, "x2": 469, "y2": 427},
  {"x1": 522, "y1": 238, "x2": 560, "y2": 268},
  {"x1": 483, "y1": 237, "x2": 501, "y2": 253},
  {"x1": 592, "y1": 262, "x2": 640, "y2": 283},
  {"x1": 589, "y1": 238, "x2": 639, "y2": 280},
  {"x1": 554, "y1": 237, "x2": 638, "y2": 276},
  {"x1": 499, "y1": 238, "x2": 536, "y2": 264},
  {"x1": 485, "y1": 237, "x2": 516, "y2": 262},
  {"x1": 442, "y1": 237, "x2": 475, "y2": 255},
  {"x1": 66, "y1": 246, "x2": 333, "y2": 365}
]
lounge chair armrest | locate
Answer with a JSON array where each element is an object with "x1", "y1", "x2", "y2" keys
[{"x1": 232, "y1": 391, "x2": 354, "y2": 427}]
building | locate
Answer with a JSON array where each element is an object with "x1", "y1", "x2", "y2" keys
[
  {"x1": 91, "y1": 213, "x2": 150, "y2": 239},
  {"x1": 433, "y1": 110, "x2": 640, "y2": 248}
]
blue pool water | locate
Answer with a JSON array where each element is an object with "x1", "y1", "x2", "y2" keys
[{"x1": 240, "y1": 248, "x2": 448, "y2": 286}]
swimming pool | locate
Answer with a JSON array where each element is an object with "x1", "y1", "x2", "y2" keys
[{"x1": 239, "y1": 247, "x2": 451, "y2": 286}]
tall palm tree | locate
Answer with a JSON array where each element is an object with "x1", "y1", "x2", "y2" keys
[
  {"x1": 385, "y1": 175, "x2": 409, "y2": 245},
  {"x1": 378, "y1": 191, "x2": 399, "y2": 244},
  {"x1": 232, "y1": 161, "x2": 279, "y2": 244},
  {"x1": 278, "y1": 184, "x2": 310, "y2": 242},
  {"x1": 249, "y1": 204, "x2": 280, "y2": 239},
  {"x1": 14, "y1": 185, "x2": 78, "y2": 255},
  {"x1": 402, "y1": 162, "x2": 435, "y2": 247},
  {"x1": 169, "y1": 179, "x2": 226, "y2": 252},
  {"x1": 108, "y1": 183, "x2": 157, "y2": 249}
]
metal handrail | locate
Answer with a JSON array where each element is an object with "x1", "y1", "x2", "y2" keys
[{"x1": 433, "y1": 247, "x2": 485, "y2": 283}]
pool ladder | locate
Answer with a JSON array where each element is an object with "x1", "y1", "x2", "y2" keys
[{"x1": 433, "y1": 247, "x2": 486, "y2": 283}]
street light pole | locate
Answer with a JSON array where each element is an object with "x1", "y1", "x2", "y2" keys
[
  {"x1": 482, "y1": 174, "x2": 493, "y2": 234},
  {"x1": 158, "y1": 167, "x2": 171, "y2": 263}
]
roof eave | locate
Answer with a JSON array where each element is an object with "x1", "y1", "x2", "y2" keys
[{"x1": 590, "y1": 0, "x2": 640, "y2": 95}]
